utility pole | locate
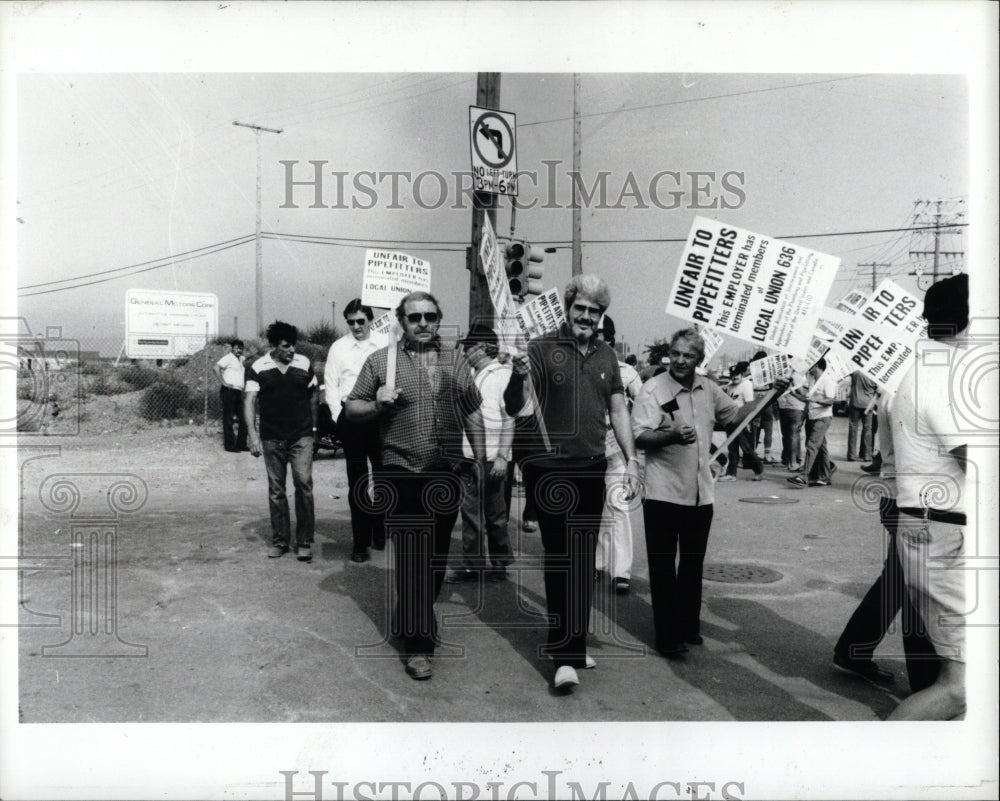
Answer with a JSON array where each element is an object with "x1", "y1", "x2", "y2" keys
[
  {"x1": 907, "y1": 198, "x2": 965, "y2": 289},
  {"x1": 857, "y1": 261, "x2": 892, "y2": 292},
  {"x1": 233, "y1": 121, "x2": 283, "y2": 335},
  {"x1": 468, "y1": 73, "x2": 501, "y2": 329},
  {"x1": 571, "y1": 73, "x2": 583, "y2": 276}
]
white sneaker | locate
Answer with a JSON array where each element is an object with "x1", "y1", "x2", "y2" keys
[
  {"x1": 584, "y1": 655, "x2": 596, "y2": 670},
  {"x1": 554, "y1": 665, "x2": 580, "y2": 689}
]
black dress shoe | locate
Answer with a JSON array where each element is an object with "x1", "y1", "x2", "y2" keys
[
  {"x1": 371, "y1": 539, "x2": 386, "y2": 551},
  {"x1": 685, "y1": 635, "x2": 704, "y2": 645},
  {"x1": 656, "y1": 642, "x2": 689, "y2": 658},
  {"x1": 833, "y1": 652, "x2": 894, "y2": 685},
  {"x1": 350, "y1": 551, "x2": 370, "y2": 563}
]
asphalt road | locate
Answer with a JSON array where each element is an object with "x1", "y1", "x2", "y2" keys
[{"x1": 17, "y1": 416, "x2": 915, "y2": 723}]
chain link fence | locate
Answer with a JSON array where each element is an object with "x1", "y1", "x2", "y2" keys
[{"x1": 12, "y1": 334, "x2": 335, "y2": 438}]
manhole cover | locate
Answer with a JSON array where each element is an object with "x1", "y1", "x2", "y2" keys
[
  {"x1": 703, "y1": 563, "x2": 784, "y2": 583},
  {"x1": 739, "y1": 495, "x2": 800, "y2": 504}
]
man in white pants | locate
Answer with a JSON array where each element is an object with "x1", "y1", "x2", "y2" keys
[{"x1": 595, "y1": 325, "x2": 642, "y2": 594}]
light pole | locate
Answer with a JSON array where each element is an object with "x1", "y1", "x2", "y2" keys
[{"x1": 233, "y1": 121, "x2": 282, "y2": 335}]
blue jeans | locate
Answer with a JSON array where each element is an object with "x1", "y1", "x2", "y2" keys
[{"x1": 262, "y1": 436, "x2": 315, "y2": 547}]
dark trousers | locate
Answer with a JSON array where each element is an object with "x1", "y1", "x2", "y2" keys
[
  {"x1": 847, "y1": 405, "x2": 874, "y2": 461},
  {"x1": 727, "y1": 426, "x2": 762, "y2": 476},
  {"x1": 523, "y1": 458, "x2": 607, "y2": 669},
  {"x1": 507, "y1": 417, "x2": 540, "y2": 523},
  {"x1": 778, "y1": 407, "x2": 805, "y2": 466},
  {"x1": 337, "y1": 409, "x2": 385, "y2": 554},
  {"x1": 383, "y1": 468, "x2": 461, "y2": 657},
  {"x1": 643, "y1": 500, "x2": 714, "y2": 647},
  {"x1": 835, "y1": 497, "x2": 941, "y2": 692},
  {"x1": 220, "y1": 387, "x2": 247, "y2": 450}
]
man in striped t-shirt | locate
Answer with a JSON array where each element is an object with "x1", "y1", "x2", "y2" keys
[{"x1": 244, "y1": 321, "x2": 319, "y2": 562}]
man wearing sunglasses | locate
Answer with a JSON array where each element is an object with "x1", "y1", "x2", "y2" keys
[
  {"x1": 504, "y1": 275, "x2": 641, "y2": 691},
  {"x1": 325, "y1": 298, "x2": 387, "y2": 563},
  {"x1": 346, "y1": 291, "x2": 486, "y2": 681}
]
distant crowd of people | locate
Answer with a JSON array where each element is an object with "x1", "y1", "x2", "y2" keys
[{"x1": 212, "y1": 273, "x2": 969, "y2": 719}]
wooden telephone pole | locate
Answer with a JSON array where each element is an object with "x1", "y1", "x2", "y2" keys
[
  {"x1": 233, "y1": 121, "x2": 283, "y2": 335},
  {"x1": 467, "y1": 73, "x2": 501, "y2": 329}
]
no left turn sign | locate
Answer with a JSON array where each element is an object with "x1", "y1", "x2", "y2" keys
[{"x1": 469, "y1": 106, "x2": 518, "y2": 196}]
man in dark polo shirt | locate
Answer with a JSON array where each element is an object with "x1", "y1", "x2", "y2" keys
[
  {"x1": 244, "y1": 321, "x2": 319, "y2": 562},
  {"x1": 345, "y1": 291, "x2": 486, "y2": 681},
  {"x1": 504, "y1": 274, "x2": 641, "y2": 691}
]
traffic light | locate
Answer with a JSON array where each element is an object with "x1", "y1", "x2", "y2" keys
[{"x1": 504, "y1": 240, "x2": 545, "y2": 300}]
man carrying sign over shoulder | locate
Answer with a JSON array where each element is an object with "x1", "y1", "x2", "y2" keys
[
  {"x1": 633, "y1": 328, "x2": 788, "y2": 657},
  {"x1": 346, "y1": 291, "x2": 486, "y2": 681},
  {"x1": 504, "y1": 275, "x2": 641, "y2": 691},
  {"x1": 325, "y1": 298, "x2": 387, "y2": 562}
]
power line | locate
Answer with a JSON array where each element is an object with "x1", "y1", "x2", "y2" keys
[
  {"x1": 17, "y1": 234, "x2": 256, "y2": 290},
  {"x1": 21, "y1": 220, "x2": 967, "y2": 299},
  {"x1": 262, "y1": 233, "x2": 465, "y2": 253},
  {"x1": 18, "y1": 237, "x2": 255, "y2": 298},
  {"x1": 265, "y1": 231, "x2": 469, "y2": 246},
  {"x1": 540, "y1": 221, "x2": 967, "y2": 247},
  {"x1": 519, "y1": 74, "x2": 875, "y2": 129}
]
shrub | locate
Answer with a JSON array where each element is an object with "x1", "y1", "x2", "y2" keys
[
  {"x1": 186, "y1": 386, "x2": 224, "y2": 420},
  {"x1": 118, "y1": 364, "x2": 162, "y2": 390},
  {"x1": 293, "y1": 341, "x2": 326, "y2": 364},
  {"x1": 303, "y1": 321, "x2": 340, "y2": 348},
  {"x1": 140, "y1": 379, "x2": 192, "y2": 420},
  {"x1": 89, "y1": 373, "x2": 128, "y2": 396},
  {"x1": 17, "y1": 378, "x2": 39, "y2": 402},
  {"x1": 79, "y1": 361, "x2": 104, "y2": 376}
]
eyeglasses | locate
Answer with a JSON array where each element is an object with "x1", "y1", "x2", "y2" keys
[
  {"x1": 346, "y1": 318, "x2": 368, "y2": 327},
  {"x1": 571, "y1": 303, "x2": 603, "y2": 317},
  {"x1": 405, "y1": 312, "x2": 439, "y2": 324}
]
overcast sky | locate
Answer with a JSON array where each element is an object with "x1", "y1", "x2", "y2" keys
[{"x1": 16, "y1": 70, "x2": 968, "y2": 356}]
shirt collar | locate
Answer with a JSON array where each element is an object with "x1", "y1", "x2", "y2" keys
[{"x1": 661, "y1": 369, "x2": 707, "y2": 394}]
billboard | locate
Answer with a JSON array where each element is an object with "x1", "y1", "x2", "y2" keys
[{"x1": 125, "y1": 289, "x2": 218, "y2": 359}]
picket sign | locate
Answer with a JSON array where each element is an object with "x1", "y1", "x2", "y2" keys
[
  {"x1": 385, "y1": 321, "x2": 400, "y2": 391},
  {"x1": 710, "y1": 387, "x2": 780, "y2": 464},
  {"x1": 480, "y1": 215, "x2": 551, "y2": 452},
  {"x1": 665, "y1": 217, "x2": 840, "y2": 359}
]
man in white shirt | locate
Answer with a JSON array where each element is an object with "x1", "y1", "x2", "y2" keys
[
  {"x1": 213, "y1": 339, "x2": 247, "y2": 452},
  {"x1": 325, "y1": 299, "x2": 387, "y2": 562},
  {"x1": 777, "y1": 367, "x2": 808, "y2": 471},
  {"x1": 719, "y1": 361, "x2": 763, "y2": 482},
  {"x1": 887, "y1": 273, "x2": 968, "y2": 720},
  {"x1": 448, "y1": 324, "x2": 515, "y2": 583},
  {"x1": 787, "y1": 357, "x2": 837, "y2": 488}
]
